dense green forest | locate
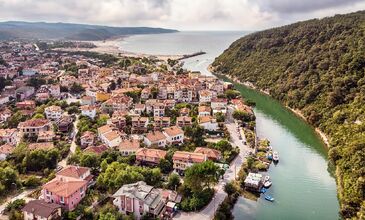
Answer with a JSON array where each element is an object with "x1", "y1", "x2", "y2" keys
[{"x1": 212, "y1": 11, "x2": 365, "y2": 219}]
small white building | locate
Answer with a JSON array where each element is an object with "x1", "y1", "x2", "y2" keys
[
  {"x1": 97, "y1": 125, "x2": 122, "y2": 148},
  {"x1": 80, "y1": 105, "x2": 97, "y2": 119},
  {"x1": 44, "y1": 105, "x2": 63, "y2": 121},
  {"x1": 144, "y1": 131, "x2": 167, "y2": 148},
  {"x1": 163, "y1": 126, "x2": 184, "y2": 145}
]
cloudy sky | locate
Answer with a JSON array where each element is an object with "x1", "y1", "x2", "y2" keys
[{"x1": 0, "y1": 0, "x2": 364, "y2": 30}]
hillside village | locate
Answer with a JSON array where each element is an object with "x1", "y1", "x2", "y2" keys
[{"x1": 0, "y1": 41, "x2": 257, "y2": 220}]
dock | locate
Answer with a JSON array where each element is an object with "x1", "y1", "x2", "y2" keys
[{"x1": 177, "y1": 51, "x2": 206, "y2": 60}]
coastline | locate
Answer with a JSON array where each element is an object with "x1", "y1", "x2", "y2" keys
[
  {"x1": 53, "y1": 37, "x2": 184, "y2": 61},
  {"x1": 209, "y1": 66, "x2": 331, "y2": 148}
]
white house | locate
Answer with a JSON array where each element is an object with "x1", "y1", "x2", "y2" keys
[
  {"x1": 198, "y1": 106, "x2": 211, "y2": 117},
  {"x1": 0, "y1": 128, "x2": 18, "y2": 145},
  {"x1": 80, "y1": 105, "x2": 97, "y2": 119},
  {"x1": 0, "y1": 95, "x2": 10, "y2": 105},
  {"x1": 44, "y1": 105, "x2": 63, "y2": 121},
  {"x1": 199, "y1": 90, "x2": 213, "y2": 103},
  {"x1": 97, "y1": 125, "x2": 122, "y2": 148},
  {"x1": 211, "y1": 98, "x2": 228, "y2": 114},
  {"x1": 144, "y1": 131, "x2": 167, "y2": 148},
  {"x1": 163, "y1": 126, "x2": 184, "y2": 145},
  {"x1": 0, "y1": 144, "x2": 13, "y2": 161}
]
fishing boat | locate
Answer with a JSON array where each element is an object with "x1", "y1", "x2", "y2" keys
[
  {"x1": 264, "y1": 175, "x2": 270, "y2": 182},
  {"x1": 260, "y1": 187, "x2": 267, "y2": 193},
  {"x1": 273, "y1": 151, "x2": 279, "y2": 162},
  {"x1": 264, "y1": 195, "x2": 275, "y2": 202},
  {"x1": 264, "y1": 180, "x2": 272, "y2": 188}
]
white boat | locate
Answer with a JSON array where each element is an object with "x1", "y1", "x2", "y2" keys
[
  {"x1": 264, "y1": 180, "x2": 272, "y2": 188},
  {"x1": 264, "y1": 175, "x2": 270, "y2": 182},
  {"x1": 273, "y1": 151, "x2": 279, "y2": 162}
]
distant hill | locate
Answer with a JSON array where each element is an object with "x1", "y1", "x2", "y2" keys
[
  {"x1": 0, "y1": 21, "x2": 178, "y2": 41},
  {"x1": 213, "y1": 11, "x2": 365, "y2": 219}
]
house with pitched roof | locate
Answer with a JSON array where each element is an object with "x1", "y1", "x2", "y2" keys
[
  {"x1": 0, "y1": 143, "x2": 13, "y2": 161},
  {"x1": 194, "y1": 147, "x2": 222, "y2": 161},
  {"x1": 144, "y1": 131, "x2": 167, "y2": 148},
  {"x1": 163, "y1": 126, "x2": 184, "y2": 145},
  {"x1": 0, "y1": 128, "x2": 18, "y2": 145},
  {"x1": 176, "y1": 116, "x2": 192, "y2": 128},
  {"x1": 112, "y1": 181, "x2": 165, "y2": 218},
  {"x1": 172, "y1": 151, "x2": 207, "y2": 172},
  {"x1": 198, "y1": 116, "x2": 219, "y2": 131},
  {"x1": 41, "y1": 165, "x2": 93, "y2": 210},
  {"x1": 18, "y1": 119, "x2": 51, "y2": 137},
  {"x1": 118, "y1": 139, "x2": 141, "y2": 156},
  {"x1": 136, "y1": 148, "x2": 167, "y2": 166},
  {"x1": 22, "y1": 200, "x2": 62, "y2": 220},
  {"x1": 44, "y1": 105, "x2": 63, "y2": 121},
  {"x1": 97, "y1": 125, "x2": 122, "y2": 148}
]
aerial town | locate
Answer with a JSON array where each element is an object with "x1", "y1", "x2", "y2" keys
[{"x1": 0, "y1": 41, "x2": 275, "y2": 220}]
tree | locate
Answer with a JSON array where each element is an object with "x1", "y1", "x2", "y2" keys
[
  {"x1": 232, "y1": 110, "x2": 254, "y2": 122},
  {"x1": 69, "y1": 83, "x2": 85, "y2": 94},
  {"x1": 215, "y1": 112, "x2": 225, "y2": 123},
  {"x1": 224, "y1": 89, "x2": 240, "y2": 100},
  {"x1": 32, "y1": 113, "x2": 45, "y2": 119},
  {"x1": 184, "y1": 124, "x2": 206, "y2": 146},
  {"x1": 80, "y1": 153, "x2": 100, "y2": 170},
  {"x1": 215, "y1": 140, "x2": 233, "y2": 153},
  {"x1": 158, "y1": 159, "x2": 172, "y2": 174},
  {"x1": 167, "y1": 173, "x2": 181, "y2": 190},
  {"x1": 184, "y1": 161, "x2": 219, "y2": 193}
]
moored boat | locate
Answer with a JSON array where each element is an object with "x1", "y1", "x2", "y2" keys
[
  {"x1": 260, "y1": 187, "x2": 267, "y2": 193},
  {"x1": 265, "y1": 195, "x2": 275, "y2": 202},
  {"x1": 264, "y1": 175, "x2": 270, "y2": 182},
  {"x1": 264, "y1": 180, "x2": 272, "y2": 188},
  {"x1": 273, "y1": 151, "x2": 279, "y2": 162}
]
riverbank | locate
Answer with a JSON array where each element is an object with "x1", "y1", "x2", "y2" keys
[{"x1": 210, "y1": 67, "x2": 331, "y2": 149}]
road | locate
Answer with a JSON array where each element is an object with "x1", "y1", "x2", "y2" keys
[
  {"x1": 0, "y1": 189, "x2": 35, "y2": 217},
  {"x1": 58, "y1": 115, "x2": 79, "y2": 167},
  {"x1": 174, "y1": 107, "x2": 253, "y2": 220}
]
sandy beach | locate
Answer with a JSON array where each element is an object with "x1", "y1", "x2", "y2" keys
[{"x1": 53, "y1": 37, "x2": 183, "y2": 61}]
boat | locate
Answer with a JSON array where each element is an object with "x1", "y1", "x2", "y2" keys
[
  {"x1": 273, "y1": 151, "x2": 279, "y2": 162},
  {"x1": 264, "y1": 180, "x2": 272, "y2": 188},
  {"x1": 265, "y1": 195, "x2": 275, "y2": 202},
  {"x1": 264, "y1": 175, "x2": 270, "y2": 182},
  {"x1": 260, "y1": 187, "x2": 267, "y2": 193}
]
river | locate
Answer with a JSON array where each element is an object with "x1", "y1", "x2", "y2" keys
[{"x1": 117, "y1": 31, "x2": 340, "y2": 220}]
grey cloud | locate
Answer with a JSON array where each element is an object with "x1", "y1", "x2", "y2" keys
[{"x1": 255, "y1": 0, "x2": 365, "y2": 14}]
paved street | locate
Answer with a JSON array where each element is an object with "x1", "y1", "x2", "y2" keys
[
  {"x1": 174, "y1": 107, "x2": 253, "y2": 220},
  {"x1": 58, "y1": 115, "x2": 79, "y2": 167},
  {"x1": 0, "y1": 189, "x2": 35, "y2": 218}
]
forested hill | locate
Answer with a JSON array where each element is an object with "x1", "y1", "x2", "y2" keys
[
  {"x1": 212, "y1": 11, "x2": 365, "y2": 219},
  {"x1": 0, "y1": 21, "x2": 177, "y2": 41}
]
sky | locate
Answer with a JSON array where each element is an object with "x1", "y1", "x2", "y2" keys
[{"x1": 0, "y1": 0, "x2": 364, "y2": 31}]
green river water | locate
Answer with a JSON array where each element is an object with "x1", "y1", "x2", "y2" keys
[{"x1": 226, "y1": 80, "x2": 340, "y2": 220}]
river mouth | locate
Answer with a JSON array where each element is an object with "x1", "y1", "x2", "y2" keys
[{"x1": 219, "y1": 77, "x2": 340, "y2": 220}]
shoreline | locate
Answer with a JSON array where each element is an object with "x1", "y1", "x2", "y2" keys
[
  {"x1": 53, "y1": 37, "x2": 184, "y2": 61},
  {"x1": 209, "y1": 66, "x2": 331, "y2": 148}
]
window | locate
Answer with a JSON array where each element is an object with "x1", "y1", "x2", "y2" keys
[{"x1": 60, "y1": 197, "x2": 64, "y2": 203}]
